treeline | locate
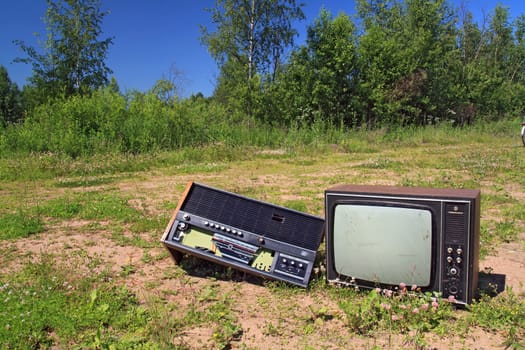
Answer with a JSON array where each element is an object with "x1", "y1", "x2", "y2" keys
[
  {"x1": 1, "y1": 0, "x2": 525, "y2": 157},
  {"x1": 241, "y1": 1, "x2": 525, "y2": 128}
]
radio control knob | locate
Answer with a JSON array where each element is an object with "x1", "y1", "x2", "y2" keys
[
  {"x1": 447, "y1": 256, "x2": 453, "y2": 263},
  {"x1": 220, "y1": 226, "x2": 225, "y2": 231},
  {"x1": 226, "y1": 228, "x2": 231, "y2": 233},
  {"x1": 238, "y1": 231, "x2": 243, "y2": 237},
  {"x1": 299, "y1": 263, "x2": 304, "y2": 268},
  {"x1": 447, "y1": 247, "x2": 453, "y2": 254},
  {"x1": 290, "y1": 261, "x2": 295, "y2": 266},
  {"x1": 456, "y1": 257, "x2": 462, "y2": 264},
  {"x1": 283, "y1": 258, "x2": 287, "y2": 264},
  {"x1": 449, "y1": 267, "x2": 458, "y2": 276},
  {"x1": 456, "y1": 248, "x2": 463, "y2": 255},
  {"x1": 204, "y1": 221, "x2": 209, "y2": 226},
  {"x1": 183, "y1": 214, "x2": 190, "y2": 221}
]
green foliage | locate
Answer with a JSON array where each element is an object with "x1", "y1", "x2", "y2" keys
[
  {"x1": 0, "y1": 66, "x2": 23, "y2": 126},
  {"x1": 262, "y1": 0, "x2": 525, "y2": 127},
  {"x1": 0, "y1": 88, "x2": 213, "y2": 157},
  {"x1": 0, "y1": 255, "x2": 153, "y2": 349},
  {"x1": 274, "y1": 10, "x2": 358, "y2": 126},
  {"x1": 338, "y1": 286, "x2": 455, "y2": 337}
]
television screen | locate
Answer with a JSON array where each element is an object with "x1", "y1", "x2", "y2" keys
[{"x1": 333, "y1": 204, "x2": 433, "y2": 287}]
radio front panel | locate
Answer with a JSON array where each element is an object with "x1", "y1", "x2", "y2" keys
[{"x1": 161, "y1": 182, "x2": 325, "y2": 288}]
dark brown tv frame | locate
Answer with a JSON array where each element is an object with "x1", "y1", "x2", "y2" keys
[{"x1": 325, "y1": 184, "x2": 480, "y2": 305}]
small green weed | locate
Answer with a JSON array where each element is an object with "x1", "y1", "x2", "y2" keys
[{"x1": 0, "y1": 210, "x2": 44, "y2": 240}]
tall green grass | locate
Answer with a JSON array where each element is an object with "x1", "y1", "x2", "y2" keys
[{"x1": 2, "y1": 87, "x2": 518, "y2": 161}]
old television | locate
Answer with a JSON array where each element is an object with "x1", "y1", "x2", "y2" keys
[{"x1": 325, "y1": 184, "x2": 480, "y2": 305}]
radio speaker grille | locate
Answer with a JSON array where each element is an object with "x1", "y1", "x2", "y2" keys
[{"x1": 181, "y1": 184, "x2": 324, "y2": 251}]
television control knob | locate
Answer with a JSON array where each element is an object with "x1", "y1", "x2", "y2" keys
[
  {"x1": 178, "y1": 222, "x2": 187, "y2": 230},
  {"x1": 447, "y1": 247, "x2": 453, "y2": 254},
  {"x1": 447, "y1": 256, "x2": 453, "y2": 263},
  {"x1": 456, "y1": 257, "x2": 462, "y2": 264},
  {"x1": 449, "y1": 267, "x2": 458, "y2": 276},
  {"x1": 183, "y1": 214, "x2": 190, "y2": 221},
  {"x1": 258, "y1": 237, "x2": 264, "y2": 244},
  {"x1": 456, "y1": 248, "x2": 463, "y2": 255},
  {"x1": 220, "y1": 226, "x2": 225, "y2": 231},
  {"x1": 282, "y1": 258, "x2": 287, "y2": 264},
  {"x1": 226, "y1": 228, "x2": 231, "y2": 233},
  {"x1": 232, "y1": 230, "x2": 237, "y2": 234},
  {"x1": 290, "y1": 261, "x2": 295, "y2": 266},
  {"x1": 204, "y1": 221, "x2": 209, "y2": 226},
  {"x1": 237, "y1": 231, "x2": 243, "y2": 237},
  {"x1": 448, "y1": 285, "x2": 459, "y2": 295},
  {"x1": 299, "y1": 263, "x2": 304, "y2": 268}
]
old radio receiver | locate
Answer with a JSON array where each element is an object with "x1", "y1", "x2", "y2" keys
[{"x1": 161, "y1": 181, "x2": 325, "y2": 287}]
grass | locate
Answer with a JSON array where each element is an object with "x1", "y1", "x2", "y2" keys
[
  {"x1": 0, "y1": 210, "x2": 44, "y2": 240},
  {"x1": 0, "y1": 120, "x2": 524, "y2": 349},
  {"x1": 0, "y1": 254, "x2": 154, "y2": 349}
]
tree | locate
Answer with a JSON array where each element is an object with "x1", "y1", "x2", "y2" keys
[
  {"x1": 356, "y1": 0, "x2": 457, "y2": 127},
  {"x1": 201, "y1": 0, "x2": 304, "y2": 117},
  {"x1": 276, "y1": 10, "x2": 358, "y2": 126},
  {"x1": 14, "y1": 0, "x2": 113, "y2": 100},
  {"x1": 0, "y1": 66, "x2": 23, "y2": 126}
]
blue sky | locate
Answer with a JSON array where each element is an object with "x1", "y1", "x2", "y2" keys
[{"x1": 1, "y1": 1, "x2": 525, "y2": 97}]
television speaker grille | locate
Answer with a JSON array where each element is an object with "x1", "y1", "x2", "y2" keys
[{"x1": 444, "y1": 203, "x2": 468, "y2": 244}]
